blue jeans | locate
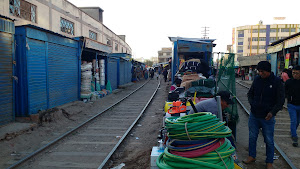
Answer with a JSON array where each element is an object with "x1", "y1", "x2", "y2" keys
[
  {"x1": 248, "y1": 113, "x2": 275, "y2": 163},
  {"x1": 288, "y1": 103, "x2": 300, "y2": 138}
]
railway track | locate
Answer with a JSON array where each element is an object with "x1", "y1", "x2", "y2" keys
[
  {"x1": 235, "y1": 80, "x2": 298, "y2": 169},
  {"x1": 7, "y1": 79, "x2": 160, "y2": 169}
]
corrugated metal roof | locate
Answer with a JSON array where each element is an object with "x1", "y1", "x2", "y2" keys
[
  {"x1": 0, "y1": 15, "x2": 14, "y2": 22},
  {"x1": 16, "y1": 24, "x2": 77, "y2": 41},
  {"x1": 168, "y1": 37, "x2": 216, "y2": 43},
  {"x1": 269, "y1": 32, "x2": 300, "y2": 46}
]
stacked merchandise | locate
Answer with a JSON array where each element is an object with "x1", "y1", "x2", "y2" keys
[
  {"x1": 157, "y1": 113, "x2": 237, "y2": 169},
  {"x1": 99, "y1": 59, "x2": 105, "y2": 88},
  {"x1": 81, "y1": 62, "x2": 93, "y2": 100}
]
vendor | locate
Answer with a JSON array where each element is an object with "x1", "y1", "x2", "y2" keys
[
  {"x1": 189, "y1": 90, "x2": 236, "y2": 148},
  {"x1": 170, "y1": 78, "x2": 182, "y2": 91},
  {"x1": 189, "y1": 91, "x2": 234, "y2": 115}
]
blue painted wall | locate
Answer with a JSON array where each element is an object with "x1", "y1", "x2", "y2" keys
[
  {"x1": 15, "y1": 25, "x2": 80, "y2": 116},
  {"x1": 0, "y1": 16, "x2": 15, "y2": 125}
]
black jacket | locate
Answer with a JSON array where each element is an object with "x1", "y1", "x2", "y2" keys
[
  {"x1": 285, "y1": 78, "x2": 300, "y2": 105},
  {"x1": 247, "y1": 72, "x2": 284, "y2": 118}
]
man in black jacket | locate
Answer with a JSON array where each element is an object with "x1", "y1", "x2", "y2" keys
[
  {"x1": 243, "y1": 61, "x2": 284, "y2": 169},
  {"x1": 285, "y1": 65, "x2": 300, "y2": 147}
]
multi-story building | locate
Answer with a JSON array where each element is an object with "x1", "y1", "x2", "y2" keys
[
  {"x1": 233, "y1": 22, "x2": 300, "y2": 59},
  {"x1": 0, "y1": 0, "x2": 131, "y2": 54},
  {"x1": 158, "y1": 47, "x2": 172, "y2": 63}
]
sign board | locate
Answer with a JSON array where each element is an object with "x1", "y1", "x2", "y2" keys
[
  {"x1": 274, "y1": 17, "x2": 286, "y2": 20},
  {"x1": 285, "y1": 53, "x2": 291, "y2": 69},
  {"x1": 85, "y1": 39, "x2": 112, "y2": 53}
]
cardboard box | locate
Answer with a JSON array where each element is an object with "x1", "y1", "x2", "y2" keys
[{"x1": 151, "y1": 146, "x2": 164, "y2": 167}]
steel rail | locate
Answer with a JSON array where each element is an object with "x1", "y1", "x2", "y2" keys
[
  {"x1": 98, "y1": 79, "x2": 161, "y2": 169},
  {"x1": 7, "y1": 80, "x2": 151, "y2": 169},
  {"x1": 235, "y1": 81, "x2": 296, "y2": 169}
]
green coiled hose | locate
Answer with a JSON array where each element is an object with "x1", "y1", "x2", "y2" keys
[
  {"x1": 165, "y1": 112, "x2": 232, "y2": 140},
  {"x1": 157, "y1": 138, "x2": 235, "y2": 169},
  {"x1": 157, "y1": 112, "x2": 235, "y2": 169}
]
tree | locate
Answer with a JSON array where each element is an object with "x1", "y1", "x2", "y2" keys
[{"x1": 144, "y1": 59, "x2": 153, "y2": 67}]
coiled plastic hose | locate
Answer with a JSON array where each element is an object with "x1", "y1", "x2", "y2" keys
[
  {"x1": 165, "y1": 112, "x2": 232, "y2": 140},
  {"x1": 157, "y1": 112, "x2": 235, "y2": 168},
  {"x1": 157, "y1": 138, "x2": 235, "y2": 169}
]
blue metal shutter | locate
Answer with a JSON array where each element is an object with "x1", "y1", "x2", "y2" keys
[
  {"x1": 127, "y1": 62, "x2": 132, "y2": 83},
  {"x1": 48, "y1": 42, "x2": 78, "y2": 108},
  {"x1": 0, "y1": 31, "x2": 13, "y2": 124},
  {"x1": 107, "y1": 57, "x2": 118, "y2": 90},
  {"x1": 27, "y1": 38, "x2": 47, "y2": 114},
  {"x1": 119, "y1": 60, "x2": 125, "y2": 85}
]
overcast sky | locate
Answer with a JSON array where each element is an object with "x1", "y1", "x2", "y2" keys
[{"x1": 69, "y1": 0, "x2": 299, "y2": 60}]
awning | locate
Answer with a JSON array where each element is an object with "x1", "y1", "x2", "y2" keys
[{"x1": 85, "y1": 38, "x2": 112, "y2": 53}]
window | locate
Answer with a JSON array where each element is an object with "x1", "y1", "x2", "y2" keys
[
  {"x1": 107, "y1": 38, "x2": 111, "y2": 46},
  {"x1": 259, "y1": 37, "x2": 266, "y2": 41},
  {"x1": 291, "y1": 28, "x2": 296, "y2": 32},
  {"x1": 238, "y1": 46, "x2": 243, "y2": 50},
  {"x1": 259, "y1": 29, "x2": 266, "y2": 33},
  {"x1": 10, "y1": 0, "x2": 37, "y2": 23},
  {"x1": 60, "y1": 18, "x2": 74, "y2": 35},
  {"x1": 252, "y1": 29, "x2": 258, "y2": 33},
  {"x1": 270, "y1": 37, "x2": 277, "y2": 42},
  {"x1": 252, "y1": 37, "x2": 258, "y2": 41},
  {"x1": 259, "y1": 45, "x2": 265, "y2": 49},
  {"x1": 89, "y1": 30, "x2": 97, "y2": 40},
  {"x1": 238, "y1": 30, "x2": 244, "y2": 34},
  {"x1": 115, "y1": 43, "x2": 118, "y2": 51},
  {"x1": 270, "y1": 29, "x2": 277, "y2": 32},
  {"x1": 252, "y1": 45, "x2": 258, "y2": 49},
  {"x1": 281, "y1": 28, "x2": 290, "y2": 32},
  {"x1": 122, "y1": 47, "x2": 124, "y2": 53}
]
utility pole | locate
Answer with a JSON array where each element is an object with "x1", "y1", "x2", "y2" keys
[{"x1": 201, "y1": 26, "x2": 210, "y2": 39}]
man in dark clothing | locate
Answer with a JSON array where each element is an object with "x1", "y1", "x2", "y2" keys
[
  {"x1": 241, "y1": 68, "x2": 245, "y2": 80},
  {"x1": 163, "y1": 68, "x2": 168, "y2": 82},
  {"x1": 285, "y1": 65, "x2": 300, "y2": 147},
  {"x1": 243, "y1": 61, "x2": 284, "y2": 169},
  {"x1": 150, "y1": 68, "x2": 154, "y2": 79}
]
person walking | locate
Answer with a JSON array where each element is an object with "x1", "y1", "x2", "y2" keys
[
  {"x1": 243, "y1": 61, "x2": 284, "y2": 169},
  {"x1": 249, "y1": 67, "x2": 253, "y2": 81},
  {"x1": 163, "y1": 68, "x2": 168, "y2": 82},
  {"x1": 285, "y1": 65, "x2": 300, "y2": 147},
  {"x1": 241, "y1": 68, "x2": 245, "y2": 80}
]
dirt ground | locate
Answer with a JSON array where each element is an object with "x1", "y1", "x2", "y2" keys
[
  {"x1": 0, "y1": 79, "x2": 166, "y2": 169},
  {"x1": 106, "y1": 78, "x2": 169, "y2": 169}
]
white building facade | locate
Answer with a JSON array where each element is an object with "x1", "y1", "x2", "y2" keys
[{"x1": 0, "y1": 0, "x2": 131, "y2": 54}]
